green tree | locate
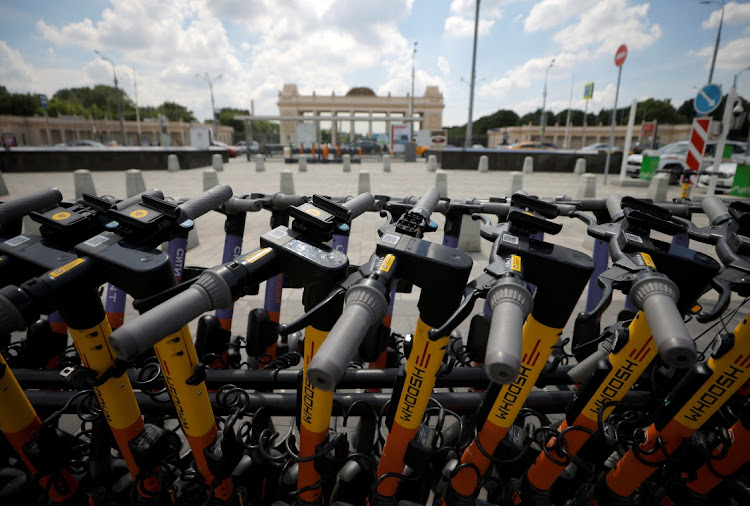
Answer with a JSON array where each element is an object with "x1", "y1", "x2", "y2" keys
[
  {"x1": 157, "y1": 101, "x2": 195, "y2": 122},
  {"x1": 0, "y1": 86, "x2": 43, "y2": 116}
]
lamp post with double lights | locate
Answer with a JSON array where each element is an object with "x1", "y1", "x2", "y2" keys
[
  {"x1": 95, "y1": 50, "x2": 126, "y2": 145},
  {"x1": 700, "y1": 0, "x2": 725, "y2": 85},
  {"x1": 197, "y1": 72, "x2": 222, "y2": 140},
  {"x1": 540, "y1": 58, "x2": 555, "y2": 144}
]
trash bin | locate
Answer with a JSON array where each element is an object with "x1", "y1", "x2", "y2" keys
[
  {"x1": 731, "y1": 160, "x2": 750, "y2": 197},
  {"x1": 639, "y1": 149, "x2": 660, "y2": 181}
]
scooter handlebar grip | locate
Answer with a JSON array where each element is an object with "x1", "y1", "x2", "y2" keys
[
  {"x1": 605, "y1": 194, "x2": 623, "y2": 221},
  {"x1": 412, "y1": 188, "x2": 440, "y2": 219},
  {"x1": 484, "y1": 278, "x2": 533, "y2": 384},
  {"x1": 178, "y1": 184, "x2": 233, "y2": 221},
  {"x1": 271, "y1": 193, "x2": 308, "y2": 209},
  {"x1": 343, "y1": 193, "x2": 375, "y2": 220},
  {"x1": 702, "y1": 196, "x2": 731, "y2": 225},
  {"x1": 567, "y1": 340, "x2": 613, "y2": 384},
  {"x1": 0, "y1": 188, "x2": 63, "y2": 225},
  {"x1": 630, "y1": 277, "x2": 696, "y2": 368},
  {"x1": 307, "y1": 284, "x2": 389, "y2": 392},
  {"x1": 115, "y1": 190, "x2": 164, "y2": 210},
  {"x1": 224, "y1": 197, "x2": 263, "y2": 214},
  {"x1": 481, "y1": 202, "x2": 511, "y2": 217},
  {"x1": 109, "y1": 270, "x2": 233, "y2": 360}
]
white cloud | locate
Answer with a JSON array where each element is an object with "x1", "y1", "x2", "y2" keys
[
  {"x1": 479, "y1": 51, "x2": 588, "y2": 100},
  {"x1": 450, "y1": 0, "x2": 507, "y2": 18},
  {"x1": 702, "y1": 1, "x2": 750, "y2": 29},
  {"x1": 524, "y1": 0, "x2": 597, "y2": 32},
  {"x1": 0, "y1": 40, "x2": 36, "y2": 91},
  {"x1": 438, "y1": 56, "x2": 451, "y2": 75},
  {"x1": 33, "y1": 0, "x2": 426, "y2": 122},
  {"x1": 444, "y1": 16, "x2": 497, "y2": 38},
  {"x1": 713, "y1": 37, "x2": 750, "y2": 71},
  {"x1": 444, "y1": 0, "x2": 504, "y2": 38},
  {"x1": 690, "y1": 37, "x2": 750, "y2": 72},
  {"x1": 552, "y1": 0, "x2": 661, "y2": 56}
]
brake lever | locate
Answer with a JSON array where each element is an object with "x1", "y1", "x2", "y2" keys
[
  {"x1": 132, "y1": 277, "x2": 199, "y2": 313},
  {"x1": 471, "y1": 213, "x2": 501, "y2": 242},
  {"x1": 569, "y1": 210, "x2": 596, "y2": 228},
  {"x1": 376, "y1": 210, "x2": 395, "y2": 237},
  {"x1": 672, "y1": 216, "x2": 720, "y2": 245},
  {"x1": 570, "y1": 211, "x2": 614, "y2": 242},
  {"x1": 278, "y1": 287, "x2": 346, "y2": 337},
  {"x1": 577, "y1": 267, "x2": 636, "y2": 322},
  {"x1": 427, "y1": 279, "x2": 488, "y2": 339},
  {"x1": 696, "y1": 276, "x2": 732, "y2": 323}
]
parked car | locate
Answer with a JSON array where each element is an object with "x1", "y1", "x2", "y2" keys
[
  {"x1": 630, "y1": 141, "x2": 662, "y2": 154},
  {"x1": 626, "y1": 140, "x2": 746, "y2": 184},
  {"x1": 342, "y1": 139, "x2": 381, "y2": 155},
  {"x1": 236, "y1": 140, "x2": 259, "y2": 155},
  {"x1": 212, "y1": 140, "x2": 241, "y2": 158},
  {"x1": 697, "y1": 161, "x2": 740, "y2": 192},
  {"x1": 580, "y1": 143, "x2": 621, "y2": 153},
  {"x1": 508, "y1": 142, "x2": 551, "y2": 150},
  {"x1": 55, "y1": 140, "x2": 107, "y2": 148}
]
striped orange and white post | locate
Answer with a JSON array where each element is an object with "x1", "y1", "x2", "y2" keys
[{"x1": 680, "y1": 117, "x2": 711, "y2": 197}]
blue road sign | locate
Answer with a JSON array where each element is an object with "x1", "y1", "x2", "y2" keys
[
  {"x1": 39, "y1": 94, "x2": 48, "y2": 109},
  {"x1": 694, "y1": 84, "x2": 722, "y2": 115}
]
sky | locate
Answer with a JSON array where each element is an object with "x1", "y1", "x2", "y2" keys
[{"x1": 1, "y1": 0, "x2": 749, "y2": 130}]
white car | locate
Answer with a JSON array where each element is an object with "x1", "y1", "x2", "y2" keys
[
  {"x1": 626, "y1": 140, "x2": 746, "y2": 185},
  {"x1": 697, "y1": 161, "x2": 741, "y2": 192}
]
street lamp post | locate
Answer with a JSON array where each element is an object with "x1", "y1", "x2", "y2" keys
[
  {"x1": 408, "y1": 42, "x2": 417, "y2": 144},
  {"x1": 735, "y1": 67, "x2": 750, "y2": 154},
  {"x1": 465, "y1": 0, "x2": 480, "y2": 148},
  {"x1": 129, "y1": 66, "x2": 142, "y2": 146},
  {"x1": 540, "y1": 58, "x2": 555, "y2": 144},
  {"x1": 95, "y1": 50, "x2": 126, "y2": 145},
  {"x1": 197, "y1": 72, "x2": 222, "y2": 140},
  {"x1": 700, "y1": 0, "x2": 725, "y2": 85}
]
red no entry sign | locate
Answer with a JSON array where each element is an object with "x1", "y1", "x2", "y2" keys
[{"x1": 615, "y1": 44, "x2": 627, "y2": 67}]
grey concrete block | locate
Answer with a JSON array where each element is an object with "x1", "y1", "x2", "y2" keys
[
  {"x1": 574, "y1": 158, "x2": 586, "y2": 175},
  {"x1": 202, "y1": 169, "x2": 220, "y2": 192},
  {"x1": 298, "y1": 157, "x2": 307, "y2": 172},
  {"x1": 509, "y1": 172, "x2": 523, "y2": 195},
  {"x1": 125, "y1": 169, "x2": 146, "y2": 197},
  {"x1": 73, "y1": 169, "x2": 96, "y2": 198},
  {"x1": 280, "y1": 170, "x2": 295, "y2": 195},
  {"x1": 435, "y1": 170, "x2": 448, "y2": 197},
  {"x1": 343, "y1": 154, "x2": 351, "y2": 172},
  {"x1": 478, "y1": 155, "x2": 489, "y2": 173},
  {"x1": 647, "y1": 173, "x2": 669, "y2": 202},
  {"x1": 358, "y1": 171, "x2": 371, "y2": 194},
  {"x1": 427, "y1": 155, "x2": 438, "y2": 173},
  {"x1": 522, "y1": 156, "x2": 534, "y2": 174},
  {"x1": 212, "y1": 153, "x2": 224, "y2": 172},
  {"x1": 254, "y1": 154, "x2": 265, "y2": 172},
  {"x1": 167, "y1": 154, "x2": 180, "y2": 172},
  {"x1": 576, "y1": 173, "x2": 597, "y2": 198},
  {"x1": 383, "y1": 154, "x2": 391, "y2": 172}
]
